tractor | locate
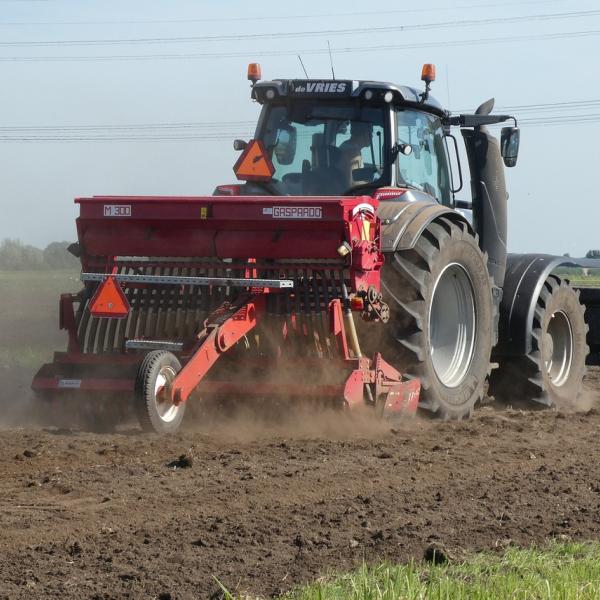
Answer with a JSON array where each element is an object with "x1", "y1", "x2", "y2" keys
[{"x1": 32, "y1": 63, "x2": 597, "y2": 433}]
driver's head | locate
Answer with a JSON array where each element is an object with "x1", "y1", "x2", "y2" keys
[{"x1": 350, "y1": 122, "x2": 372, "y2": 147}]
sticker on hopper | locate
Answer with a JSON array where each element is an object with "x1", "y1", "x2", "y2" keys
[
  {"x1": 103, "y1": 205, "x2": 132, "y2": 217},
  {"x1": 58, "y1": 379, "x2": 82, "y2": 389},
  {"x1": 272, "y1": 206, "x2": 322, "y2": 219}
]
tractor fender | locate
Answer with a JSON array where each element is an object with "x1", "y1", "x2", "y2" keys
[
  {"x1": 379, "y1": 199, "x2": 474, "y2": 253},
  {"x1": 495, "y1": 253, "x2": 582, "y2": 357}
]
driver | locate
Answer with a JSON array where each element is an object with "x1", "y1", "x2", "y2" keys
[{"x1": 337, "y1": 121, "x2": 372, "y2": 189}]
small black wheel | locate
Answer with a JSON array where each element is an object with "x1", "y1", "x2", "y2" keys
[{"x1": 134, "y1": 351, "x2": 186, "y2": 434}]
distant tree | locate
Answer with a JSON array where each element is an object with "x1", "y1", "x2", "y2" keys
[
  {"x1": 0, "y1": 238, "x2": 79, "y2": 270},
  {"x1": 0, "y1": 238, "x2": 44, "y2": 270},
  {"x1": 43, "y1": 241, "x2": 79, "y2": 269},
  {"x1": 586, "y1": 249, "x2": 600, "y2": 259},
  {"x1": 563, "y1": 252, "x2": 571, "y2": 257}
]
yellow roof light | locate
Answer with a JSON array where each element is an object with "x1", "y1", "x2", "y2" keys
[
  {"x1": 247, "y1": 63, "x2": 262, "y2": 84},
  {"x1": 421, "y1": 63, "x2": 436, "y2": 84}
]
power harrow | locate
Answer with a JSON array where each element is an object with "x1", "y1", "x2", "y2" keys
[{"x1": 32, "y1": 195, "x2": 419, "y2": 432}]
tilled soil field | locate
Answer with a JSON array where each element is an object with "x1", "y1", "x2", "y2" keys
[{"x1": 0, "y1": 368, "x2": 599, "y2": 599}]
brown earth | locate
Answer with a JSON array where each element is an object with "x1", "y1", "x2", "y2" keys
[{"x1": 0, "y1": 368, "x2": 598, "y2": 599}]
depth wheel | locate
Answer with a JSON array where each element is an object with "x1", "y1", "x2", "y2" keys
[
  {"x1": 491, "y1": 275, "x2": 589, "y2": 407},
  {"x1": 380, "y1": 217, "x2": 495, "y2": 420},
  {"x1": 134, "y1": 350, "x2": 186, "y2": 434}
]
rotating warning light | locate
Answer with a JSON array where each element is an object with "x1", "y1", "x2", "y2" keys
[
  {"x1": 247, "y1": 63, "x2": 262, "y2": 84},
  {"x1": 421, "y1": 63, "x2": 436, "y2": 83}
]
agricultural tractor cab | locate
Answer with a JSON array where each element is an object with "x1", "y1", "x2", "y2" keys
[{"x1": 32, "y1": 63, "x2": 595, "y2": 434}]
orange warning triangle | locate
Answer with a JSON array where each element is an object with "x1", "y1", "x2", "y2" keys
[
  {"x1": 89, "y1": 277, "x2": 130, "y2": 319},
  {"x1": 233, "y1": 139, "x2": 275, "y2": 182}
]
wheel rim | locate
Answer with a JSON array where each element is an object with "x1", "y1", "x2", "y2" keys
[
  {"x1": 429, "y1": 263, "x2": 477, "y2": 388},
  {"x1": 544, "y1": 310, "x2": 573, "y2": 387},
  {"x1": 154, "y1": 365, "x2": 180, "y2": 423}
]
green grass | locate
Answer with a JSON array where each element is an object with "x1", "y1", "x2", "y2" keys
[
  {"x1": 222, "y1": 542, "x2": 600, "y2": 599},
  {"x1": 571, "y1": 276, "x2": 600, "y2": 287}
]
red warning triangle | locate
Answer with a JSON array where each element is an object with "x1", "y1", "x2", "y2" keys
[
  {"x1": 89, "y1": 277, "x2": 130, "y2": 319},
  {"x1": 233, "y1": 139, "x2": 275, "y2": 182}
]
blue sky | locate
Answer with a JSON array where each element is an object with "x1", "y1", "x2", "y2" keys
[{"x1": 0, "y1": 0, "x2": 598, "y2": 256}]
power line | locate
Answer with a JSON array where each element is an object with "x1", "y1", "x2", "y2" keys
[
  {"x1": 2, "y1": 28, "x2": 598, "y2": 62},
  {"x1": 0, "y1": 135, "x2": 255, "y2": 141},
  {"x1": 0, "y1": 0, "x2": 566, "y2": 27},
  {"x1": 455, "y1": 98, "x2": 600, "y2": 113},
  {"x1": 2, "y1": 114, "x2": 600, "y2": 143},
  {"x1": 0, "y1": 121, "x2": 256, "y2": 132},
  {"x1": 2, "y1": 99, "x2": 600, "y2": 135},
  {"x1": 0, "y1": 9, "x2": 598, "y2": 47},
  {"x1": 521, "y1": 113, "x2": 600, "y2": 123}
]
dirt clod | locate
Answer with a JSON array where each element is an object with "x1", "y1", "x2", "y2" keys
[
  {"x1": 424, "y1": 544, "x2": 450, "y2": 565},
  {"x1": 167, "y1": 452, "x2": 194, "y2": 469}
]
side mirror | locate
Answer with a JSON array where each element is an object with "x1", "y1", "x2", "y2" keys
[
  {"x1": 501, "y1": 127, "x2": 520, "y2": 167},
  {"x1": 273, "y1": 125, "x2": 297, "y2": 165},
  {"x1": 233, "y1": 139, "x2": 247, "y2": 151}
]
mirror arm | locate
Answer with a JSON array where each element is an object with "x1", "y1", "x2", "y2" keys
[{"x1": 446, "y1": 114, "x2": 517, "y2": 128}]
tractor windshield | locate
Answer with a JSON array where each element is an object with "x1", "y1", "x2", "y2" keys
[{"x1": 257, "y1": 102, "x2": 388, "y2": 196}]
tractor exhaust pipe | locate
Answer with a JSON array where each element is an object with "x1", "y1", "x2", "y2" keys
[{"x1": 461, "y1": 101, "x2": 508, "y2": 288}]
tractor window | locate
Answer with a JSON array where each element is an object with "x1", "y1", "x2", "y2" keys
[
  {"x1": 396, "y1": 109, "x2": 451, "y2": 205},
  {"x1": 258, "y1": 103, "x2": 387, "y2": 196}
]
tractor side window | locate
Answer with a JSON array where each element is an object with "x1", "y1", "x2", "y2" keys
[{"x1": 396, "y1": 110, "x2": 451, "y2": 205}]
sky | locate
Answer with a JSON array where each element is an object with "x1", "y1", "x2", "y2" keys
[{"x1": 0, "y1": 0, "x2": 598, "y2": 257}]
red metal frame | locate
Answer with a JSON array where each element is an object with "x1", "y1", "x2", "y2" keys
[
  {"x1": 59, "y1": 294, "x2": 80, "y2": 354},
  {"x1": 33, "y1": 193, "x2": 420, "y2": 418},
  {"x1": 168, "y1": 296, "x2": 265, "y2": 405}
]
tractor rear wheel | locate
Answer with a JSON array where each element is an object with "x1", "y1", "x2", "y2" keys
[
  {"x1": 491, "y1": 275, "x2": 588, "y2": 407},
  {"x1": 134, "y1": 350, "x2": 186, "y2": 434},
  {"x1": 381, "y1": 217, "x2": 495, "y2": 419}
]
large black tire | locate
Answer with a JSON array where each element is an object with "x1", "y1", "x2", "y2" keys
[
  {"x1": 134, "y1": 350, "x2": 186, "y2": 434},
  {"x1": 490, "y1": 275, "x2": 589, "y2": 408},
  {"x1": 380, "y1": 217, "x2": 495, "y2": 419}
]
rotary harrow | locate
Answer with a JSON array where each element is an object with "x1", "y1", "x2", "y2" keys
[{"x1": 33, "y1": 195, "x2": 419, "y2": 432}]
